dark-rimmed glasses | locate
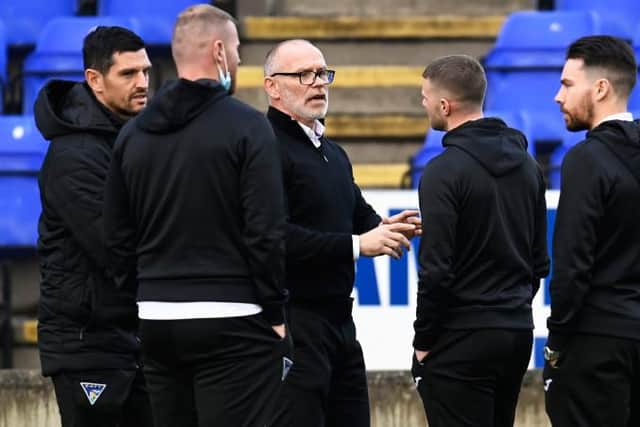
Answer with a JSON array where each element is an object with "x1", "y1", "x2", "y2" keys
[{"x1": 270, "y1": 69, "x2": 336, "y2": 85}]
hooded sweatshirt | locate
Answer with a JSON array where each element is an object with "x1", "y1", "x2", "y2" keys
[
  {"x1": 414, "y1": 118, "x2": 549, "y2": 351},
  {"x1": 35, "y1": 80, "x2": 138, "y2": 376},
  {"x1": 547, "y1": 120, "x2": 640, "y2": 351},
  {"x1": 104, "y1": 79, "x2": 288, "y2": 324}
]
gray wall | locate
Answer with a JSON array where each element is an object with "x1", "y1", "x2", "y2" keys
[{"x1": 0, "y1": 370, "x2": 550, "y2": 427}]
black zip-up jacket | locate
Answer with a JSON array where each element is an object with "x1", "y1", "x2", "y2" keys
[
  {"x1": 414, "y1": 118, "x2": 549, "y2": 350},
  {"x1": 104, "y1": 79, "x2": 287, "y2": 324},
  {"x1": 547, "y1": 120, "x2": 640, "y2": 351},
  {"x1": 267, "y1": 107, "x2": 381, "y2": 321},
  {"x1": 35, "y1": 80, "x2": 139, "y2": 376}
]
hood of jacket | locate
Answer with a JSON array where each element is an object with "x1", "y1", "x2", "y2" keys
[
  {"x1": 588, "y1": 119, "x2": 640, "y2": 185},
  {"x1": 34, "y1": 80, "x2": 122, "y2": 141},
  {"x1": 135, "y1": 78, "x2": 228, "y2": 134},
  {"x1": 442, "y1": 117, "x2": 529, "y2": 177}
]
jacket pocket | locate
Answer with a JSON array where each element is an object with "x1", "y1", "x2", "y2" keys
[
  {"x1": 41, "y1": 270, "x2": 92, "y2": 327},
  {"x1": 87, "y1": 273, "x2": 138, "y2": 330}
]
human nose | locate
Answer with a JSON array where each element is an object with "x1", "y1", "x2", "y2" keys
[
  {"x1": 136, "y1": 70, "x2": 149, "y2": 89},
  {"x1": 554, "y1": 86, "x2": 564, "y2": 105}
]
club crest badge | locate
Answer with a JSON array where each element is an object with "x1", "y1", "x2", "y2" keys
[
  {"x1": 80, "y1": 382, "x2": 107, "y2": 406},
  {"x1": 282, "y1": 357, "x2": 293, "y2": 381}
]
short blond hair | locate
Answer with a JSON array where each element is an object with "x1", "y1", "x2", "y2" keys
[{"x1": 171, "y1": 4, "x2": 236, "y2": 64}]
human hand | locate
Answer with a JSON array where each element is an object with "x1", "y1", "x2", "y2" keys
[
  {"x1": 272, "y1": 324, "x2": 286, "y2": 339},
  {"x1": 415, "y1": 350, "x2": 429, "y2": 363},
  {"x1": 382, "y1": 209, "x2": 422, "y2": 238},
  {"x1": 360, "y1": 223, "x2": 415, "y2": 259}
]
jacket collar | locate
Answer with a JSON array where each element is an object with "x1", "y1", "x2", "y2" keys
[{"x1": 266, "y1": 106, "x2": 311, "y2": 140}]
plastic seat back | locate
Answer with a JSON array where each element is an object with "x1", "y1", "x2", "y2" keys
[{"x1": 22, "y1": 16, "x2": 140, "y2": 113}]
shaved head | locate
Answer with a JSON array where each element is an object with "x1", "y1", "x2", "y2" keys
[
  {"x1": 172, "y1": 4, "x2": 235, "y2": 66},
  {"x1": 171, "y1": 4, "x2": 240, "y2": 91},
  {"x1": 264, "y1": 39, "x2": 320, "y2": 77}
]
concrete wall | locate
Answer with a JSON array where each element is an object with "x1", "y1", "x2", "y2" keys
[
  {"x1": 0, "y1": 369, "x2": 550, "y2": 427},
  {"x1": 0, "y1": 370, "x2": 59, "y2": 427}
]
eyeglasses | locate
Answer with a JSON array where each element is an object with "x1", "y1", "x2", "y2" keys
[{"x1": 269, "y1": 69, "x2": 336, "y2": 85}]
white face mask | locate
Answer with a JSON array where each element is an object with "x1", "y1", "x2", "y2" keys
[{"x1": 216, "y1": 45, "x2": 232, "y2": 92}]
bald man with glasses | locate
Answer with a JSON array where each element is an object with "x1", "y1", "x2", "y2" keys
[{"x1": 263, "y1": 39, "x2": 421, "y2": 427}]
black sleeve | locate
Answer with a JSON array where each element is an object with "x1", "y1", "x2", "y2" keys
[
  {"x1": 104, "y1": 137, "x2": 137, "y2": 288},
  {"x1": 46, "y1": 143, "x2": 109, "y2": 269},
  {"x1": 280, "y1": 144, "x2": 365, "y2": 266},
  {"x1": 344, "y1": 148, "x2": 381, "y2": 234},
  {"x1": 413, "y1": 160, "x2": 458, "y2": 351},
  {"x1": 546, "y1": 146, "x2": 605, "y2": 351},
  {"x1": 352, "y1": 180, "x2": 382, "y2": 235},
  {"x1": 532, "y1": 165, "x2": 550, "y2": 298},
  {"x1": 240, "y1": 117, "x2": 288, "y2": 325},
  {"x1": 284, "y1": 222, "x2": 354, "y2": 265}
]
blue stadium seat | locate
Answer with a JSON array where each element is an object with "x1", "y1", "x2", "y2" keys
[
  {"x1": 548, "y1": 131, "x2": 587, "y2": 189},
  {"x1": 410, "y1": 131, "x2": 445, "y2": 188},
  {"x1": 630, "y1": 29, "x2": 640, "y2": 111},
  {"x1": 411, "y1": 110, "x2": 535, "y2": 187},
  {"x1": 0, "y1": 116, "x2": 48, "y2": 248},
  {"x1": 22, "y1": 16, "x2": 141, "y2": 114},
  {"x1": 484, "y1": 11, "x2": 631, "y2": 144},
  {"x1": 548, "y1": 109, "x2": 640, "y2": 188},
  {"x1": 627, "y1": 88, "x2": 640, "y2": 113},
  {"x1": 0, "y1": 21, "x2": 7, "y2": 114},
  {"x1": 98, "y1": 0, "x2": 197, "y2": 45},
  {"x1": 555, "y1": 0, "x2": 640, "y2": 37},
  {"x1": 0, "y1": 0, "x2": 76, "y2": 46}
]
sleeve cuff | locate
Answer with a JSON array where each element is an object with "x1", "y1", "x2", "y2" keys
[
  {"x1": 546, "y1": 332, "x2": 570, "y2": 353},
  {"x1": 352, "y1": 235, "x2": 360, "y2": 261},
  {"x1": 413, "y1": 332, "x2": 438, "y2": 351},
  {"x1": 261, "y1": 305, "x2": 286, "y2": 325}
]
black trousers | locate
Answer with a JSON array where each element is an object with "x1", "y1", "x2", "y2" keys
[
  {"x1": 412, "y1": 329, "x2": 532, "y2": 427},
  {"x1": 544, "y1": 334, "x2": 640, "y2": 427},
  {"x1": 52, "y1": 367, "x2": 153, "y2": 427},
  {"x1": 139, "y1": 314, "x2": 291, "y2": 427},
  {"x1": 270, "y1": 307, "x2": 370, "y2": 427}
]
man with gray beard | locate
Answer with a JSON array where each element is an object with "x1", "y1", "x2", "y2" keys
[{"x1": 263, "y1": 39, "x2": 421, "y2": 427}]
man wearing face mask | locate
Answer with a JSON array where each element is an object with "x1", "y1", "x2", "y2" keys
[
  {"x1": 544, "y1": 35, "x2": 640, "y2": 426},
  {"x1": 35, "y1": 26, "x2": 153, "y2": 427},
  {"x1": 103, "y1": 5, "x2": 290, "y2": 427},
  {"x1": 263, "y1": 39, "x2": 421, "y2": 427}
]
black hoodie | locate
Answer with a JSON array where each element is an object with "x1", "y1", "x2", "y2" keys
[
  {"x1": 104, "y1": 79, "x2": 288, "y2": 324},
  {"x1": 35, "y1": 80, "x2": 138, "y2": 376},
  {"x1": 547, "y1": 120, "x2": 640, "y2": 351},
  {"x1": 414, "y1": 118, "x2": 549, "y2": 351}
]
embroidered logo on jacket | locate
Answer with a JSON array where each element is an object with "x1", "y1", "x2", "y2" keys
[
  {"x1": 282, "y1": 357, "x2": 294, "y2": 381},
  {"x1": 80, "y1": 382, "x2": 107, "y2": 406}
]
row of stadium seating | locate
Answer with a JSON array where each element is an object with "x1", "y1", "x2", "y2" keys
[
  {"x1": 1, "y1": 0, "x2": 639, "y2": 46},
  {"x1": 0, "y1": 0, "x2": 203, "y2": 46},
  {"x1": 4, "y1": 9, "x2": 640, "y2": 114},
  {"x1": 0, "y1": 115, "x2": 42, "y2": 249},
  {"x1": 411, "y1": 9, "x2": 640, "y2": 187},
  {"x1": 3, "y1": 4, "x2": 640, "y2": 252}
]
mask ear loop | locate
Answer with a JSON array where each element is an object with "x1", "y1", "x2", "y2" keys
[
  {"x1": 216, "y1": 45, "x2": 230, "y2": 81},
  {"x1": 222, "y1": 47, "x2": 230, "y2": 80}
]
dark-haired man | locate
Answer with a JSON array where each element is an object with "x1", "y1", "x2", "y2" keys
[
  {"x1": 412, "y1": 54, "x2": 548, "y2": 427},
  {"x1": 35, "y1": 26, "x2": 152, "y2": 427},
  {"x1": 544, "y1": 35, "x2": 640, "y2": 427}
]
